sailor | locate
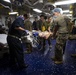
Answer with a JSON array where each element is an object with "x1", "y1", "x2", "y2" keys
[{"x1": 7, "y1": 14, "x2": 28, "y2": 69}]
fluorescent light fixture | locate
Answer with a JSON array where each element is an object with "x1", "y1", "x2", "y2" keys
[
  {"x1": 33, "y1": 8, "x2": 42, "y2": 13},
  {"x1": 9, "y1": 12, "x2": 18, "y2": 15},
  {"x1": 45, "y1": 13, "x2": 50, "y2": 15},
  {"x1": 70, "y1": 11, "x2": 73, "y2": 14},
  {"x1": 63, "y1": 10, "x2": 73, "y2": 14},
  {"x1": 54, "y1": 0, "x2": 76, "y2": 5},
  {"x1": 63, "y1": 10, "x2": 70, "y2": 13},
  {"x1": 39, "y1": 0, "x2": 43, "y2": 3},
  {"x1": 64, "y1": 13, "x2": 72, "y2": 16},
  {"x1": 66, "y1": 14, "x2": 72, "y2": 16},
  {"x1": 4, "y1": 0, "x2": 11, "y2": 3}
]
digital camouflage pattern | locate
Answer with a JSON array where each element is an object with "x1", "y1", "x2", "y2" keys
[{"x1": 53, "y1": 15, "x2": 72, "y2": 61}]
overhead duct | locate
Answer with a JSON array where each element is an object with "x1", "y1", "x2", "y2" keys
[
  {"x1": 1, "y1": 1, "x2": 18, "y2": 15},
  {"x1": 0, "y1": 3, "x2": 11, "y2": 10},
  {"x1": 33, "y1": 0, "x2": 43, "y2": 5},
  {"x1": 9, "y1": 1, "x2": 18, "y2": 15},
  {"x1": 23, "y1": 0, "x2": 32, "y2": 6},
  {"x1": 41, "y1": 2, "x2": 55, "y2": 13}
]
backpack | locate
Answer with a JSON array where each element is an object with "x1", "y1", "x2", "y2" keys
[{"x1": 64, "y1": 16, "x2": 73, "y2": 33}]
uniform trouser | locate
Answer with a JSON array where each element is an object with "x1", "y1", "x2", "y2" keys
[
  {"x1": 55, "y1": 34, "x2": 68, "y2": 61},
  {"x1": 7, "y1": 36, "x2": 25, "y2": 67},
  {"x1": 43, "y1": 36, "x2": 51, "y2": 46},
  {"x1": 39, "y1": 36, "x2": 51, "y2": 45},
  {"x1": 39, "y1": 36, "x2": 51, "y2": 50},
  {"x1": 70, "y1": 40, "x2": 76, "y2": 53},
  {"x1": 26, "y1": 43, "x2": 32, "y2": 51}
]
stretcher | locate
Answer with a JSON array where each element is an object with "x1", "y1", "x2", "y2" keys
[
  {"x1": 22, "y1": 30, "x2": 39, "y2": 48},
  {"x1": 21, "y1": 30, "x2": 53, "y2": 48}
]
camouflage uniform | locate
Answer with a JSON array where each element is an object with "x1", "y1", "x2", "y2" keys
[
  {"x1": 53, "y1": 15, "x2": 71, "y2": 61},
  {"x1": 37, "y1": 19, "x2": 46, "y2": 31},
  {"x1": 42, "y1": 21, "x2": 52, "y2": 47},
  {"x1": 45, "y1": 21, "x2": 52, "y2": 31},
  {"x1": 24, "y1": 19, "x2": 32, "y2": 31},
  {"x1": 37, "y1": 20, "x2": 46, "y2": 50},
  {"x1": 24, "y1": 19, "x2": 32, "y2": 53}
]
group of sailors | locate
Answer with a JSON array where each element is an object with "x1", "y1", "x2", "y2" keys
[{"x1": 6, "y1": 7, "x2": 76, "y2": 70}]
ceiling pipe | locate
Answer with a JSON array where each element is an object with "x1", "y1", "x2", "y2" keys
[{"x1": 33, "y1": 0, "x2": 43, "y2": 6}]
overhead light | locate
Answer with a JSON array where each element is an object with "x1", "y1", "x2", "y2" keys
[
  {"x1": 39, "y1": 0, "x2": 43, "y2": 3},
  {"x1": 64, "y1": 14, "x2": 72, "y2": 16},
  {"x1": 45, "y1": 13, "x2": 50, "y2": 15},
  {"x1": 54, "y1": 0, "x2": 76, "y2": 5},
  {"x1": 63, "y1": 10, "x2": 73, "y2": 14},
  {"x1": 63, "y1": 10, "x2": 70, "y2": 13},
  {"x1": 33, "y1": 8, "x2": 42, "y2": 13},
  {"x1": 9, "y1": 12, "x2": 18, "y2": 15},
  {"x1": 3, "y1": 0, "x2": 11, "y2": 3},
  {"x1": 67, "y1": 14, "x2": 72, "y2": 16}
]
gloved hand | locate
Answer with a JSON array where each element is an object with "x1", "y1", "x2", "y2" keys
[
  {"x1": 33, "y1": 32, "x2": 38, "y2": 36},
  {"x1": 24, "y1": 30, "x2": 29, "y2": 35}
]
